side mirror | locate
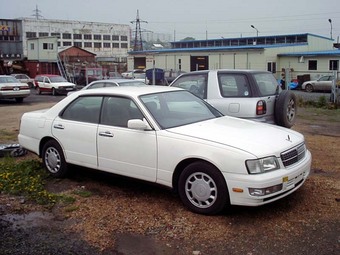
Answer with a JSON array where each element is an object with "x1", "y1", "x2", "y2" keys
[{"x1": 127, "y1": 119, "x2": 153, "y2": 131}]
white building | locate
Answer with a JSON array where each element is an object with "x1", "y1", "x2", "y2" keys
[{"x1": 22, "y1": 18, "x2": 131, "y2": 63}]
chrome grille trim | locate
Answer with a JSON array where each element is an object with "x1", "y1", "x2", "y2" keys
[{"x1": 281, "y1": 143, "x2": 306, "y2": 167}]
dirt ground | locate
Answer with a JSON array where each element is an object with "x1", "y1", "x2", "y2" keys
[{"x1": 0, "y1": 102, "x2": 339, "y2": 255}]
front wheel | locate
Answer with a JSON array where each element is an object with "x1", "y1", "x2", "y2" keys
[
  {"x1": 178, "y1": 161, "x2": 229, "y2": 215},
  {"x1": 42, "y1": 140, "x2": 68, "y2": 178},
  {"x1": 36, "y1": 86, "x2": 41, "y2": 95},
  {"x1": 305, "y1": 84, "x2": 313, "y2": 92}
]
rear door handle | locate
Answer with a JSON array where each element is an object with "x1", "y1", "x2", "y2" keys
[
  {"x1": 53, "y1": 124, "x2": 64, "y2": 130},
  {"x1": 99, "y1": 131, "x2": 114, "y2": 137}
]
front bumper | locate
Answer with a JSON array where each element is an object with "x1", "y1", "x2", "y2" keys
[{"x1": 224, "y1": 150, "x2": 312, "y2": 206}]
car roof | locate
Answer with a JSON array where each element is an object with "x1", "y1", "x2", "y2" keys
[{"x1": 73, "y1": 85, "x2": 183, "y2": 97}]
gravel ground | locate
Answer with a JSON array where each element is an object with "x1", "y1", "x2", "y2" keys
[{"x1": 0, "y1": 96, "x2": 339, "y2": 255}]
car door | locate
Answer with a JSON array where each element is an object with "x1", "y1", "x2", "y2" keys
[
  {"x1": 97, "y1": 96, "x2": 157, "y2": 182},
  {"x1": 51, "y1": 96, "x2": 102, "y2": 169}
]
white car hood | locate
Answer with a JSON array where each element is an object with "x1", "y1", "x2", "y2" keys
[{"x1": 168, "y1": 116, "x2": 303, "y2": 157}]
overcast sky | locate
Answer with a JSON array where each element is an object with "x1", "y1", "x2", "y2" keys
[{"x1": 2, "y1": 0, "x2": 339, "y2": 41}]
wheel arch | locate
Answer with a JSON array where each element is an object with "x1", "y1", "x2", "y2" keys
[
  {"x1": 39, "y1": 136, "x2": 59, "y2": 157},
  {"x1": 172, "y1": 158, "x2": 224, "y2": 193}
]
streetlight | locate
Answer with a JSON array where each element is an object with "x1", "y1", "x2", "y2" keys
[
  {"x1": 328, "y1": 19, "x2": 333, "y2": 39},
  {"x1": 251, "y1": 25, "x2": 259, "y2": 37}
]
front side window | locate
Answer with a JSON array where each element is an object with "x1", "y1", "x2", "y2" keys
[
  {"x1": 101, "y1": 97, "x2": 142, "y2": 127},
  {"x1": 171, "y1": 74, "x2": 207, "y2": 99},
  {"x1": 61, "y1": 96, "x2": 102, "y2": 123}
]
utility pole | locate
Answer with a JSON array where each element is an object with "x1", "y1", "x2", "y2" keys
[
  {"x1": 131, "y1": 10, "x2": 147, "y2": 51},
  {"x1": 32, "y1": 5, "x2": 43, "y2": 19}
]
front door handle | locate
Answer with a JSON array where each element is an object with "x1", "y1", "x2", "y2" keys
[{"x1": 99, "y1": 131, "x2": 114, "y2": 137}]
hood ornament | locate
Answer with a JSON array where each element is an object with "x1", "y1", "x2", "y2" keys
[{"x1": 286, "y1": 135, "x2": 292, "y2": 142}]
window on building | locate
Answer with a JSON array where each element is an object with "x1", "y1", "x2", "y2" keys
[
  {"x1": 329, "y1": 60, "x2": 339, "y2": 71},
  {"x1": 51, "y1": 33, "x2": 60, "y2": 38},
  {"x1": 84, "y1": 42, "x2": 92, "y2": 47},
  {"x1": 74, "y1": 42, "x2": 82, "y2": 47},
  {"x1": 121, "y1": 43, "x2": 128, "y2": 48},
  {"x1": 94, "y1": 34, "x2": 102, "y2": 40},
  {"x1": 121, "y1": 57, "x2": 127, "y2": 63},
  {"x1": 308, "y1": 60, "x2": 317, "y2": 70},
  {"x1": 121, "y1": 36, "x2": 128, "y2": 41},
  {"x1": 103, "y1": 42, "x2": 111, "y2": 48},
  {"x1": 39, "y1": 32, "x2": 49, "y2": 37},
  {"x1": 267, "y1": 62, "x2": 276, "y2": 73},
  {"x1": 73, "y1": 34, "x2": 82, "y2": 40},
  {"x1": 113, "y1": 43, "x2": 119, "y2": 48},
  {"x1": 84, "y1": 34, "x2": 92, "y2": 40},
  {"x1": 43, "y1": 43, "x2": 54, "y2": 50},
  {"x1": 30, "y1": 43, "x2": 34, "y2": 50},
  {"x1": 94, "y1": 42, "x2": 102, "y2": 48},
  {"x1": 103, "y1": 35, "x2": 111, "y2": 40},
  {"x1": 26, "y1": 32, "x2": 37, "y2": 38},
  {"x1": 112, "y1": 35, "x2": 119, "y2": 41},
  {"x1": 63, "y1": 41, "x2": 72, "y2": 46},
  {"x1": 62, "y1": 33, "x2": 72, "y2": 39}
]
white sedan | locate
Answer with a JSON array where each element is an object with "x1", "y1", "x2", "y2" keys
[{"x1": 18, "y1": 86, "x2": 311, "y2": 215}]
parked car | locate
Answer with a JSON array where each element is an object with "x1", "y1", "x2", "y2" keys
[
  {"x1": 67, "y1": 79, "x2": 146, "y2": 96},
  {"x1": 34, "y1": 74, "x2": 76, "y2": 95},
  {"x1": 10, "y1": 74, "x2": 35, "y2": 88},
  {"x1": 301, "y1": 75, "x2": 334, "y2": 92},
  {"x1": 18, "y1": 86, "x2": 311, "y2": 215},
  {"x1": 170, "y1": 69, "x2": 297, "y2": 128},
  {"x1": 0, "y1": 75, "x2": 30, "y2": 103}
]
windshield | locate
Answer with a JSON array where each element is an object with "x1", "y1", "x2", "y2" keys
[
  {"x1": 0, "y1": 76, "x2": 18, "y2": 83},
  {"x1": 50, "y1": 76, "x2": 67, "y2": 82},
  {"x1": 140, "y1": 90, "x2": 222, "y2": 129}
]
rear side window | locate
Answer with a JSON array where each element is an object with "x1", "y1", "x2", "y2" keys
[
  {"x1": 253, "y1": 73, "x2": 280, "y2": 96},
  {"x1": 61, "y1": 96, "x2": 102, "y2": 123},
  {"x1": 218, "y1": 73, "x2": 250, "y2": 97},
  {"x1": 171, "y1": 74, "x2": 207, "y2": 99}
]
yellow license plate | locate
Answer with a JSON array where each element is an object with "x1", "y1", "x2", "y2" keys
[{"x1": 282, "y1": 176, "x2": 289, "y2": 182}]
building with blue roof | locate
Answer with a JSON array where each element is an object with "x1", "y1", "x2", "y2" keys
[{"x1": 128, "y1": 33, "x2": 339, "y2": 82}]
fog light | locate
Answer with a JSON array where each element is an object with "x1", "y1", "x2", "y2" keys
[{"x1": 249, "y1": 184, "x2": 283, "y2": 197}]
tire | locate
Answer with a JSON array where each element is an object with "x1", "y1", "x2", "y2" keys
[
  {"x1": 52, "y1": 88, "x2": 57, "y2": 96},
  {"x1": 36, "y1": 86, "x2": 41, "y2": 95},
  {"x1": 15, "y1": 97, "x2": 24, "y2": 103},
  {"x1": 27, "y1": 82, "x2": 34, "y2": 88},
  {"x1": 275, "y1": 90, "x2": 297, "y2": 128},
  {"x1": 178, "y1": 161, "x2": 229, "y2": 215},
  {"x1": 42, "y1": 140, "x2": 68, "y2": 178},
  {"x1": 305, "y1": 84, "x2": 313, "y2": 92}
]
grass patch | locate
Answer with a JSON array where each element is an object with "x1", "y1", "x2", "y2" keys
[
  {"x1": 72, "y1": 189, "x2": 93, "y2": 198},
  {"x1": 298, "y1": 107, "x2": 340, "y2": 122},
  {"x1": 0, "y1": 129, "x2": 17, "y2": 142},
  {"x1": 0, "y1": 157, "x2": 58, "y2": 205}
]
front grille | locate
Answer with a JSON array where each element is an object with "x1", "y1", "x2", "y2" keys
[{"x1": 281, "y1": 143, "x2": 306, "y2": 167}]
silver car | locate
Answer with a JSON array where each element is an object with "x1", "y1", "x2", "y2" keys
[
  {"x1": 0, "y1": 75, "x2": 30, "y2": 103},
  {"x1": 301, "y1": 75, "x2": 334, "y2": 92},
  {"x1": 171, "y1": 69, "x2": 297, "y2": 128},
  {"x1": 10, "y1": 74, "x2": 35, "y2": 88}
]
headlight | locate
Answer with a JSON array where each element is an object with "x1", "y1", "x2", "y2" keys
[{"x1": 246, "y1": 156, "x2": 280, "y2": 174}]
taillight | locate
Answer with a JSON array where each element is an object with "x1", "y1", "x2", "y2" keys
[{"x1": 256, "y1": 100, "x2": 266, "y2": 115}]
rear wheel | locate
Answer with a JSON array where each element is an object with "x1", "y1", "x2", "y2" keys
[
  {"x1": 178, "y1": 161, "x2": 229, "y2": 215},
  {"x1": 275, "y1": 90, "x2": 297, "y2": 128},
  {"x1": 42, "y1": 140, "x2": 68, "y2": 178},
  {"x1": 305, "y1": 84, "x2": 313, "y2": 92}
]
